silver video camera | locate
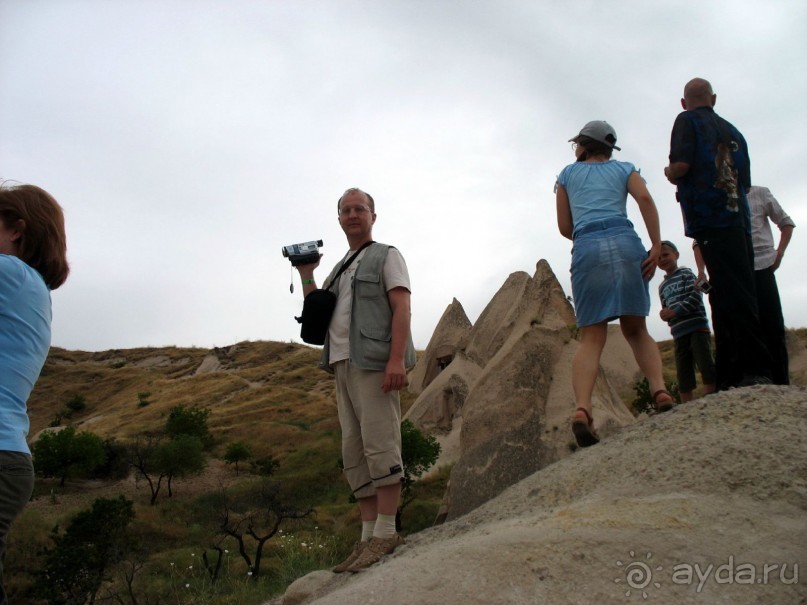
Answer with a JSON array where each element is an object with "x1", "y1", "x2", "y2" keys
[{"x1": 282, "y1": 240, "x2": 323, "y2": 266}]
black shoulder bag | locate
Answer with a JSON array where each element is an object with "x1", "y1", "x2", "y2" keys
[{"x1": 295, "y1": 241, "x2": 374, "y2": 345}]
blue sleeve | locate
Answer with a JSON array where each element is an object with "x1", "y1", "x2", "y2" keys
[
  {"x1": 557, "y1": 164, "x2": 571, "y2": 188},
  {"x1": 0, "y1": 255, "x2": 25, "y2": 307}
]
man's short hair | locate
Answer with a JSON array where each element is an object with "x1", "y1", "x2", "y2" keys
[{"x1": 337, "y1": 188, "x2": 375, "y2": 212}]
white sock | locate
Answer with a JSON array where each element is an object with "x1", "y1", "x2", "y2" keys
[
  {"x1": 361, "y1": 520, "x2": 375, "y2": 542},
  {"x1": 373, "y1": 514, "x2": 397, "y2": 539}
]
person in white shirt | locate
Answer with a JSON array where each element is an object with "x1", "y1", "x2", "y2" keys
[{"x1": 747, "y1": 185, "x2": 795, "y2": 384}]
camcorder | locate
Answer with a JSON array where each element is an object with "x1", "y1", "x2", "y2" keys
[
  {"x1": 282, "y1": 240, "x2": 323, "y2": 266},
  {"x1": 695, "y1": 279, "x2": 713, "y2": 294}
]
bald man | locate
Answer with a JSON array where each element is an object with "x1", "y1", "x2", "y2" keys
[{"x1": 664, "y1": 78, "x2": 772, "y2": 390}]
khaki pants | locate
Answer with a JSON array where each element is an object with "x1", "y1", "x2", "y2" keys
[{"x1": 333, "y1": 361, "x2": 403, "y2": 499}]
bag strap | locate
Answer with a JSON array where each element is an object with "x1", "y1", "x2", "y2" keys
[{"x1": 326, "y1": 240, "x2": 375, "y2": 291}]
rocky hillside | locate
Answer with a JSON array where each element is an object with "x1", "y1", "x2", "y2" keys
[
  {"x1": 275, "y1": 385, "x2": 807, "y2": 605},
  {"x1": 29, "y1": 341, "x2": 345, "y2": 464}
]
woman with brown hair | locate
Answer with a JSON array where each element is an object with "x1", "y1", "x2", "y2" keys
[
  {"x1": 556, "y1": 122, "x2": 673, "y2": 448},
  {"x1": 0, "y1": 183, "x2": 69, "y2": 604}
]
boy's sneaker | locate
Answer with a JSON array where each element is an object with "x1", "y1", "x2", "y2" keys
[
  {"x1": 332, "y1": 541, "x2": 369, "y2": 573},
  {"x1": 345, "y1": 534, "x2": 405, "y2": 572}
]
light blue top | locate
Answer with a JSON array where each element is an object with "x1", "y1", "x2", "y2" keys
[
  {"x1": 0, "y1": 254, "x2": 52, "y2": 454},
  {"x1": 557, "y1": 160, "x2": 637, "y2": 236}
]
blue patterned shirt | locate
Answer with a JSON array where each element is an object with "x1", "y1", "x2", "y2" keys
[{"x1": 669, "y1": 107, "x2": 751, "y2": 237}]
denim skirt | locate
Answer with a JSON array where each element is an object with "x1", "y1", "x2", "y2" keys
[{"x1": 570, "y1": 218, "x2": 650, "y2": 327}]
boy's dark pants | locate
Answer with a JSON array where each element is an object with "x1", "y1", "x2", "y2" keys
[
  {"x1": 695, "y1": 227, "x2": 772, "y2": 389},
  {"x1": 674, "y1": 330, "x2": 715, "y2": 392}
]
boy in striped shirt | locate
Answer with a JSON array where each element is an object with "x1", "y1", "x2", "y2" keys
[{"x1": 658, "y1": 240, "x2": 716, "y2": 402}]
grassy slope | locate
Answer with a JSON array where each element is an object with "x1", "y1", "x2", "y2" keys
[
  {"x1": 16, "y1": 330, "x2": 805, "y2": 602},
  {"x1": 16, "y1": 340, "x2": 428, "y2": 602}
]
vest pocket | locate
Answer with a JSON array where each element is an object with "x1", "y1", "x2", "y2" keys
[
  {"x1": 360, "y1": 326, "x2": 391, "y2": 342},
  {"x1": 354, "y1": 272, "x2": 381, "y2": 298},
  {"x1": 359, "y1": 326, "x2": 391, "y2": 365}
]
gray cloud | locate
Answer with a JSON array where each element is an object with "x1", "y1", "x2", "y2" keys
[{"x1": 1, "y1": 0, "x2": 805, "y2": 351}]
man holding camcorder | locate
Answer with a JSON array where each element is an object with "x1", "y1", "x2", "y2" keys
[{"x1": 294, "y1": 187, "x2": 415, "y2": 573}]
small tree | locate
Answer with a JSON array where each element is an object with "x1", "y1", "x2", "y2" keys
[
  {"x1": 224, "y1": 441, "x2": 252, "y2": 476},
  {"x1": 32, "y1": 426, "x2": 106, "y2": 487},
  {"x1": 217, "y1": 480, "x2": 313, "y2": 578},
  {"x1": 165, "y1": 404, "x2": 213, "y2": 448},
  {"x1": 129, "y1": 433, "x2": 165, "y2": 505},
  {"x1": 38, "y1": 496, "x2": 135, "y2": 604},
  {"x1": 399, "y1": 420, "x2": 441, "y2": 529},
  {"x1": 130, "y1": 433, "x2": 206, "y2": 504},
  {"x1": 154, "y1": 434, "x2": 206, "y2": 498}
]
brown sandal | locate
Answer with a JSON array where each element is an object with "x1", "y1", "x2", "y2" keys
[
  {"x1": 571, "y1": 407, "x2": 600, "y2": 448},
  {"x1": 653, "y1": 389, "x2": 675, "y2": 413}
]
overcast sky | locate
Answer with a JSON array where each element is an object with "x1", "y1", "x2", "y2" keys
[{"x1": 2, "y1": 0, "x2": 806, "y2": 352}]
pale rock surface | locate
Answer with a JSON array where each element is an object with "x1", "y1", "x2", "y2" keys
[
  {"x1": 404, "y1": 260, "x2": 639, "y2": 520},
  {"x1": 270, "y1": 386, "x2": 807, "y2": 605},
  {"x1": 194, "y1": 354, "x2": 222, "y2": 375},
  {"x1": 787, "y1": 329, "x2": 807, "y2": 385},
  {"x1": 407, "y1": 298, "x2": 473, "y2": 396}
]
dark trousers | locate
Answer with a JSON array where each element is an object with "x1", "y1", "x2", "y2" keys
[
  {"x1": 0, "y1": 451, "x2": 34, "y2": 605},
  {"x1": 695, "y1": 227, "x2": 772, "y2": 389},
  {"x1": 755, "y1": 266, "x2": 789, "y2": 384}
]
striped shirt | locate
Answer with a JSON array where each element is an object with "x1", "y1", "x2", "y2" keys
[{"x1": 658, "y1": 267, "x2": 710, "y2": 339}]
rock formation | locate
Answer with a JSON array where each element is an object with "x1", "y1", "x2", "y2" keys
[
  {"x1": 404, "y1": 259, "x2": 639, "y2": 521},
  {"x1": 407, "y1": 297, "x2": 472, "y2": 397}
]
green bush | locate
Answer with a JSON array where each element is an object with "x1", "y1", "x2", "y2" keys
[
  {"x1": 224, "y1": 441, "x2": 253, "y2": 475},
  {"x1": 65, "y1": 393, "x2": 87, "y2": 413},
  {"x1": 166, "y1": 405, "x2": 213, "y2": 448},
  {"x1": 37, "y1": 496, "x2": 135, "y2": 604},
  {"x1": 90, "y1": 437, "x2": 132, "y2": 480},
  {"x1": 32, "y1": 426, "x2": 106, "y2": 486},
  {"x1": 250, "y1": 454, "x2": 279, "y2": 477},
  {"x1": 631, "y1": 377, "x2": 680, "y2": 415}
]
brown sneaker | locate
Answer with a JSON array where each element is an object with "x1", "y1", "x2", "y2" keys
[
  {"x1": 345, "y1": 534, "x2": 405, "y2": 572},
  {"x1": 332, "y1": 541, "x2": 369, "y2": 573}
]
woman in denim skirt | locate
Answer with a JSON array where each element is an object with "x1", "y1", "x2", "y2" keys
[
  {"x1": 555, "y1": 121, "x2": 674, "y2": 447},
  {"x1": 0, "y1": 183, "x2": 69, "y2": 604}
]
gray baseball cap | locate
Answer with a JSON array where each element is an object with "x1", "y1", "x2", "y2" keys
[{"x1": 569, "y1": 120, "x2": 621, "y2": 151}]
